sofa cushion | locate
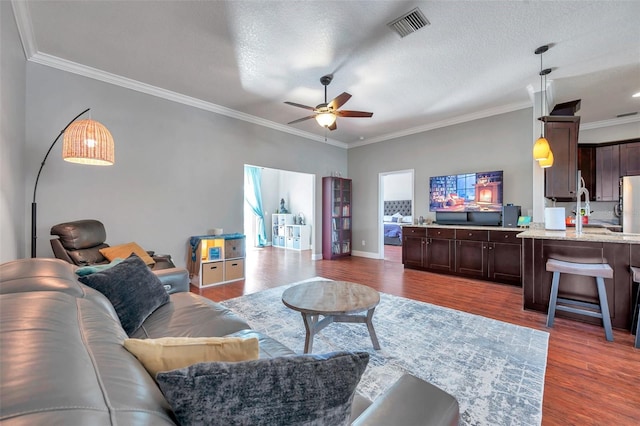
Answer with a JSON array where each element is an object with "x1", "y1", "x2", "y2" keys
[
  {"x1": 100, "y1": 242, "x2": 155, "y2": 266},
  {"x1": 131, "y1": 292, "x2": 251, "y2": 339},
  {"x1": 79, "y1": 254, "x2": 169, "y2": 335},
  {"x1": 0, "y1": 291, "x2": 175, "y2": 425},
  {"x1": 156, "y1": 351, "x2": 369, "y2": 426},
  {"x1": 124, "y1": 336, "x2": 259, "y2": 377}
]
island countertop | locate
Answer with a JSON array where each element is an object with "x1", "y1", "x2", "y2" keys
[{"x1": 517, "y1": 228, "x2": 640, "y2": 244}]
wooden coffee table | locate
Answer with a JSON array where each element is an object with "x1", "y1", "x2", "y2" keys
[{"x1": 281, "y1": 280, "x2": 381, "y2": 353}]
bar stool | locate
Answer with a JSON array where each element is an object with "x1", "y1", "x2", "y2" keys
[
  {"x1": 631, "y1": 266, "x2": 640, "y2": 349},
  {"x1": 546, "y1": 258, "x2": 613, "y2": 342}
]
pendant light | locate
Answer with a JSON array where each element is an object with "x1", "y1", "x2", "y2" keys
[
  {"x1": 538, "y1": 150, "x2": 554, "y2": 168},
  {"x1": 533, "y1": 45, "x2": 553, "y2": 162}
]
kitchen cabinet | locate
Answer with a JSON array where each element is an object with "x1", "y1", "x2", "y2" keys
[
  {"x1": 544, "y1": 118, "x2": 580, "y2": 200},
  {"x1": 595, "y1": 144, "x2": 620, "y2": 201},
  {"x1": 577, "y1": 145, "x2": 596, "y2": 201},
  {"x1": 402, "y1": 226, "x2": 521, "y2": 286},
  {"x1": 619, "y1": 141, "x2": 640, "y2": 176},
  {"x1": 521, "y1": 237, "x2": 633, "y2": 330}
]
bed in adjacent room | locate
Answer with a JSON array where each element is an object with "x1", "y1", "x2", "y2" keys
[{"x1": 383, "y1": 200, "x2": 413, "y2": 246}]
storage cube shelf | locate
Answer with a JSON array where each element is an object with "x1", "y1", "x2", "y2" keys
[
  {"x1": 188, "y1": 234, "x2": 246, "y2": 288},
  {"x1": 271, "y1": 214, "x2": 311, "y2": 251}
]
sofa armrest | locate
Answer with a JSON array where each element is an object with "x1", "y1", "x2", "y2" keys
[
  {"x1": 351, "y1": 374, "x2": 459, "y2": 426},
  {"x1": 152, "y1": 267, "x2": 189, "y2": 294}
]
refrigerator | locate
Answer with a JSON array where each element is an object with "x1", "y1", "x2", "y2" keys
[{"x1": 621, "y1": 176, "x2": 640, "y2": 234}]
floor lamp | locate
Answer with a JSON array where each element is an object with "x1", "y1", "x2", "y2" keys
[{"x1": 31, "y1": 108, "x2": 115, "y2": 257}]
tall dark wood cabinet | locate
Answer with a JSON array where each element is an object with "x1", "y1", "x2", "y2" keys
[
  {"x1": 322, "y1": 176, "x2": 352, "y2": 259},
  {"x1": 544, "y1": 117, "x2": 580, "y2": 200}
]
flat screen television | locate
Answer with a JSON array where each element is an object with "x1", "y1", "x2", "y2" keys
[{"x1": 429, "y1": 170, "x2": 503, "y2": 213}]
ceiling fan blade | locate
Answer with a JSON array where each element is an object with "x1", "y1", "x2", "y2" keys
[
  {"x1": 336, "y1": 110, "x2": 373, "y2": 118},
  {"x1": 288, "y1": 115, "x2": 316, "y2": 125},
  {"x1": 284, "y1": 101, "x2": 316, "y2": 111},
  {"x1": 328, "y1": 92, "x2": 352, "y2": 110},
  {"x1": 328, "y1": 121, "x2": 337, "y2": 131}
]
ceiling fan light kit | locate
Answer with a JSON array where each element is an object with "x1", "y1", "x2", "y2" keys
[{"x1": 285, "y1": 74, "x2": 373, "y2": 131}]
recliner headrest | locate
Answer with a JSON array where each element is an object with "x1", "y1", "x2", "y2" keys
[{"x1": 50, "y1": 220, "x2": 107, "y2": 250}]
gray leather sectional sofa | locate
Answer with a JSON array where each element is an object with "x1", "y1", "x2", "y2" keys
[{"x1": 0, "y1": 258, "x2": 459, "y2": 425}]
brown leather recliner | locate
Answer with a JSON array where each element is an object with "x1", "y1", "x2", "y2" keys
[{"x1": 50, "y1": 219, "x2": 175, "y2": 270}]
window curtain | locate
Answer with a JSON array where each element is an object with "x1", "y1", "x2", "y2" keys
[{"x1": 244, "y1": 166, "x2": 268, "y2": 247}]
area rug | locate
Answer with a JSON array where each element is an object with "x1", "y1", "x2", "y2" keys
[{"x1": 220, "y1": 277, "x2": 549, "y2": 426}]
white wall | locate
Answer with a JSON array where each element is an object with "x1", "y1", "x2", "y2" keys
[
  {"x1": 383, "y1": 172, "x2": 412, "y2": 201},
  {"x1": 0, "y1": 3, "x2": 27, "y2": 262},
  {"x1": 24, "y1": 63, "x2": 346, "y2": 265}
]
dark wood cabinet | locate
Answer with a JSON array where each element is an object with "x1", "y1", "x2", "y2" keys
[
  {"x1": 619, "y1": 141, "x2": 640, "y2": 176},
  {"x1": 322, "y1": 177, "x2": 352, "y2": 259},
  {"x1": 454, "y1": 229, "x2": 488, "y2": 278},
  {"x1": 488, "y1": 231, "x2": 523, "y2": 285},
  {"x1": 522, "y1": 238, "x2": 634, "y2": 330},
  {"x1": 544, "y1": 118, "x2": 580, "y2": 200},
  {"x1": 403, "y1": 226, "x2": 521, "y2": 286},
  {"x1": 425, "y1": 228, "x2": 454, "y2": 272},
  {"x1": 595, "y1": 144, "x2": 620, "y2": 201},
  {"x1": 402, "y1": 227, "x2": 426, "y2": 268},
  {"x1": 578, "y1": 145, "x2": 596, "y2": 201}
]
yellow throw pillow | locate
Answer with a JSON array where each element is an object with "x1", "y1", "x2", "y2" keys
[
  {"x1": 100, "y1": 242, "x2": 155, "y2": 266},
  {"x1": 123, "y1": 336, "x2": 260, "y2": 377}
]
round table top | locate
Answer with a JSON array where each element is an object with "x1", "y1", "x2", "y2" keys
[{"x1": 282, "y1": 280, "x2": 380, "y2": 315}]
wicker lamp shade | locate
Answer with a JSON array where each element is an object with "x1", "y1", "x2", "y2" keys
[{"x1": 62, "y1": 119, "x2": 114, "y2": 165}]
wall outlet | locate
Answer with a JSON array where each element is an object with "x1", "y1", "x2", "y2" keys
[{"x1": 362, "y1": 240, "x2": 366, "y2": 246}]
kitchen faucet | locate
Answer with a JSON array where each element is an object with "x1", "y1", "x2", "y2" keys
[{"x1": 575, "y1": 170, "x2": 590, "y2": 235}]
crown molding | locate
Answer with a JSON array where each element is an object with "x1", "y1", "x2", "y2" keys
[
  {"x1": 11, "y1": 0, "x2": 37, "y2": 59},
  {"x1": 580, "y1": 115, "x2": 640, "y2": 131}
]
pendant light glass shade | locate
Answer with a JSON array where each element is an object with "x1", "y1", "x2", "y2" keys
[
  {"x1": 315, "y1": 111, "x2": 337, "y2": 128},
  {"x1": 539, "y1": 150, "x2": 554, "y2": 168},
  {"x1": 533, "y1": 135, "x2": 551, "y2": 161},
  {"x1": 62, "y1": 119, "x2": 115, "y2": 165}
]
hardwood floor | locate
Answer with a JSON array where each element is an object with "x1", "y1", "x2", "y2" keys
[{"x1": 192, "y1": 246, "x2": 639, "y2": 425}]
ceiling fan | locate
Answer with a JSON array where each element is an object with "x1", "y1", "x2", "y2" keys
[{"x1": 285, "y1": 74, "x2": 373, "y2": 131}]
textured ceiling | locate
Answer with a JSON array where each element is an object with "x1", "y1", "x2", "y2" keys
[{"x1": 13, "y1": 0, "x2": 640, "y2": 147}]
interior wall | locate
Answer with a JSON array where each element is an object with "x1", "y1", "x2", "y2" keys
[
  {"x1": 24, "y1": 63, "x2": 346, "y2": 265},
  {"x1": 383, "y1": 172, "x2": 412, "y2": 201},
  {"x1": 348, "y1": 108, "x2": 534, "y2": 256},
  {"x1": 0, "y1": 3, "x2": 27, "y2": 263}
]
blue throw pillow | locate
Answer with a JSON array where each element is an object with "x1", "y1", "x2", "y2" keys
[
  {"x1": 156, "y1": 351, "x2": 369, "y2": 426},
  {"x1": 78, "y1": 253, "x2": 169, "y2": 335},
  {"x1": 75, "y1": 258, "x2": 124, "y2": 276}
]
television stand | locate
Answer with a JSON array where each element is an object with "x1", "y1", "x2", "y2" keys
[{"x1": 435, "y1": 211, "x2": 501, "y2": 226}]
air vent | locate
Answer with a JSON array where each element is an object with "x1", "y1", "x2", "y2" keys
[{"x1": 388, "y1": 8, "x2": 430, "y2": 38}]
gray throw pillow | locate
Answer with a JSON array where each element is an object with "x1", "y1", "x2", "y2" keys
[
  {"x1": 79, "y1": 253, "x2": 169, "y2": 335},
  {"x1": 156, "y1": 351, "x2": 369, "y2": 426}
]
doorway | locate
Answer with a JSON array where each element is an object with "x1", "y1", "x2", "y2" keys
[
  {"x1": 379, "y1": 170, "x2": 414, "y2": 262},
  {"x1": 243, "y1": 165, "x2": 315, "y2": 254}
]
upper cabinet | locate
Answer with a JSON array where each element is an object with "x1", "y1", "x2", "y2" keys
[
  {"x1": 595, "y1": 144, "x2": 620, "y2": 201},
  {"x1": 577, "y1": 139, "x2": 640, "y2": 202},
  {"x1": 544, "y1": 117, "x2": 580, "y2": 200},
  {"x1": 619, "y1": 141, "x2": 640, "y2": 176}
]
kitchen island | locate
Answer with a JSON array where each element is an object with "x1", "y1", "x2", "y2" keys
[{"x1": 518, "y1": 228, "x2": 640, "y2": 330}]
